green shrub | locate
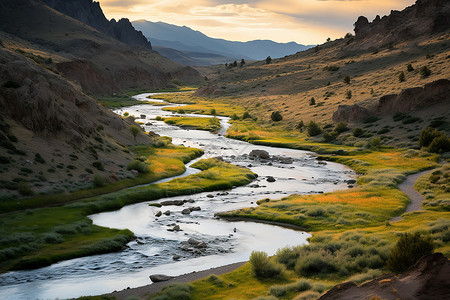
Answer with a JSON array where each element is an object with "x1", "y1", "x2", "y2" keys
[
  {"x1": 210, "y1": 108, "x2": 216, "y2": 115},
  {"x1": 369, "y1": 137, "x2": 381, "y2": 148},
  {"x1": 276, "y1": 247, "x2": 299, "y2": 269},
  {"x1": 0, "y1": 155, "x2": 10, "y2": 164},
  {"x1": 307, "y1": 121, "x2": 322, "y2": 136},
  {"x1": 309, "y1": 97, "x2": 316, "y2": 106},
  {"x1": 231, "y1": 114, "x2": 239, "y2": 120},
  {"x1": 334, "y1": 122, "x2": 349, "y2": 134},
  {"x1": 271, "y1": 111, "x2": 283, "y2": 122},
  {"x1": 323, "y1": 131, "x2": 338, "y2": 142},
  {"x1": 249, "y1": 251, "x2": 283, "y2": 278},
  {"x1": 270, "y1": 279, "x2": 312, "y2": 297},
  {"x1": 18, "y1": 181, "x2": 34, "y2": 196},
  {"x1": 242, "y1": 111, "x2": 251, "y2": 119},
  {"x1": 130, "y1": 125, "x2": 140, "y2": 142},
  {"x1": 353, "y1": 128, "x2": 364, "y2": 137},
  {"x1": 419, "y1": 127, "x2": 450, "y2": 153},
  {"x1": 419, "y1": 66, "x2": 431, "y2": 78},
  {"x1": 123, "y1": 112, "x2": 129, "y2": 117},
  {"x1": 92, "y1": 161, "x2": 104, "y2": 171},
  {"x1": 398, "y1": 71, "x2": 405, "y2": 82},
  {"x1": 177, "y1": 109, "x2": 185, "y2": 114},
  {"x1": 152, "y1": 283, "x2": 192, "y2": 300},
  {"x1": 93, "y1": 174, "x2": 106, "y2": 187},
  {"x1": 345, "y1": 90, "x2": 352, "y2": 99},
  {"x1": 343, "y1": 75, "x2": 351, "y2": 84},
  {"x1": 407, "y1": 63, "x2": 414, "y2": 72},
  {"x1": 428, "y1": 135, "x2": 450, "y2": 153},
  {"x1": 127, "y1": 160, "x2": 150, "y2": 174},
  {"x1": 34, "y1": 153, "x2": 46, "y2": 164},
  {"x1": 295, "y1": 250, "x2": 337, "y2": 276},
  {"x1": 387, "y1": 233, "x2": 434, "y2": 274},
  {"x1": 377, "y1": 128, "x2": 390, "y2": 134}
]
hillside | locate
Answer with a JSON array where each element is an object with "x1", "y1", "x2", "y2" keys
[
  {"x1": 132, "y1": 20, "x2": 311, "y2": 63},
  {"x1": 0, "y1": 0, "x2": 201, "y2": 95},
  {"x1": 0, "y1": 0, "x2": 201, "y2": 199},
  {"x1": 196, "y1": 0, "x2": 450, "y2": 148}
]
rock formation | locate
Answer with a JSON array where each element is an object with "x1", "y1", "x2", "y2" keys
[
  {"x1": 353, "y1": 0, "x2": 450, "y2": 48},
  {"x1": 332, "y1": 104, "x2": 372, "y2": 123},
  {"x1": 42, "y1": 0, "x2": 152, "y2": 49}
]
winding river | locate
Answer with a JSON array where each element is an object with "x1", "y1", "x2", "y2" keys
[{"x1": 0, "y1": 93, "x2": 355, "y2": 299}]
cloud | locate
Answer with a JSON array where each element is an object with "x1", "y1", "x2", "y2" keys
[{"x1": 98, "y1": 0, "x2": 416, "y2": 44}]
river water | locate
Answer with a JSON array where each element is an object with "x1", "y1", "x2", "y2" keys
[{"x1": 0, "y1": 93, "x2": 355, "y2": 299}]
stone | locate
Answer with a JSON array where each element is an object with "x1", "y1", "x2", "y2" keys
[
  {"x1": 173, "y1": 225, "x2": 180, "y2": 231},
  {"x1": 130, "y1": 169, "x2": 139, "y2": 176},
  {"x1": 249, "y1": 149, "x2": 270, "y2": 159},
  {"x1": 207, "y1": 194, "x2": 214, "y2": 198},
  {"x1": 161, "y1": 200, "x2": 184, "y2": 206},
  {"x1": 173, "y1": 255, "x2": 180, "y2": 260},
  {"x1": 189, "y1": 206, "x2": 201, "y2": 211},
  {"x1": 149, "y1": 274, "x2": 174, "y2": 282},
  {"x1": 181, "y1": 208, "x2": 191, "y2": 214},
  {"x1": 155, "y1": 211, "x2": 162, "y2": 217},
  {"x1": 188, "y1": 238, "x2": 201, "y2": 245},
  {"x1": 163, "y1": 210, "x2": 171, "y2": 216},
  {"x1": 266, "y1": 176, "x2": 276, "y2": 182}
]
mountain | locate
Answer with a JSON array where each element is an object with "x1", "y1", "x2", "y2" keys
[
  {"x1": 42, "y1": 0, "x2": 152, "y2": 49},
  {"x1": 132, "y1": 20, "x2": 311, "y2": 62},
  {"x1": 195, "y1": 0, "x2": 450, "y2": 147}
]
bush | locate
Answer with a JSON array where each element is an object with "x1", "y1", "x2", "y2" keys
[
  {"x1": 419, "y1": 66, "x2": 431, "y2": 78},
  {"x1": 177, "y1": 109, "x2": 185, "y2": 114},
  {"x1": 323, "y1": 131, "x2": 338, "y2": 142},
  {"x1": 270, "y1": 279, "x2": 312, "y2": 297},
  {"x1": 353, "y1": 128, "x2": 364, "y2": 137},
  {"x1": 130, "y1": 125, "x2": 140, "y2": 141},
  {"x1": 407, "y1": 63, "x2": 414, "y2": 72},
  {"x1": 428, "y1": 135, "x2": 450, "y2": 153},
  {"x1": 210, "y1": 108, "x2": 216, "y2": 115},
  {"x1": 34, "y1": 153, "x2": 46, "y2": 164},
  {"x1": 369, "y1": 137, "x2": 381, "y2": 148},
  {"x1": 271, "y1": 111, "x2": 283, "y2": 122},
  {"x1": 93, "y1": 174, "x2": 106, "y2": 187},
  {"x1": 127, "y1": 160, "x2": 150, "y2": 174},
  {"x1": 345, "y1": 90, "x2": 352, "y2": 99},
  {"x1": 309, "y1": 97, "x2": 316, "y2": 106},
  {"x1": 249, "y1": 251, "x2": 283, "y2": 278},
  {"x1": 295, "y1": 250, "x2": 337, "y2": 276},
  {"x1": 387, "y1": 233, "x2": 434, "y2": 274},
  {"x1": 92, "y1": 161, "x2": 104, "y2": 171},
  {"x1": 242, "y1": 111, "x2": 251, "y2": 119},
  {"x1": 343, "y1": 75, "x2": 351, "y2": 84},
  {"x1": 334, "y1": 122, "x2": 349, "y2": 133},
  {"x1": 266, "y1": 56, "x2": 272, "y2": 64},
  {"x1": 363, "y1": 116, "x2": 379, "y2": 124},
  {"x1": 152, "y1": 283, "x2": 192, "y2": 300},
  {"x1": 307, "y1": 121, "x2": 322, "y2": 136},
  {"x1": 231, "y1": 114, "x2": 239, "y2": 120},
  {"x1": 398, "y1": 71, "x2": 405, "y2": 82},
  {"x1": 419, "y1": 127, "x2": 450, "y2": 153},
  {"x1": 123, "y1": 112, "x2": 129, "y2": 117},
  {"x1": 18, "y1": 181, "x2": 34, "y2": 196}
]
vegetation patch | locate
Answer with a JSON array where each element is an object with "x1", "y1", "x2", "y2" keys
[{"x1": 164, "y1": 116, "x2": 221, "y2": 133}]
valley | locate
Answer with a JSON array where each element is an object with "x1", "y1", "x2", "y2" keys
[{"x1": 0, "y1": 0, "x2": 449, "y2": 299}]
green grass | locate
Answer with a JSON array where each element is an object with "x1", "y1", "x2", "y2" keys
[
  {"x1": 415, "y1": 163, "x2": 450, "y2": 211},
  {"x1": 164, "y1": 116, "x2": 221, "y2": 133},
  {"x1": 0, "y1": 158, "x2": 256, "y2": 273},
  {"x1": 0, "y1": 144, "x2": 204, "y2": 213}
]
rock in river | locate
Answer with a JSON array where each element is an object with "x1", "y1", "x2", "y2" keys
[
  {"x1": 181, "y1": 208, "x2": 191, "y2": 214},
  {"x1": 266, "y1": 176, "x2": 276, "y2": 182},
  {"x1": 249, "y1": 149, "x2": 270, "y2": 159},
  {"x1": 155, "y1": 211, "x2": 162, "y2": 217},
  {"x1": 161, "y1": 200, "x2": 184, "y2": 206},
  {"x1": 149, "y1": 274, "x2": 174, "y2": 282}
]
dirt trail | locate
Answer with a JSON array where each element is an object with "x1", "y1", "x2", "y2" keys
[
  {"x1": 108, "y1": 261, "x2": 246, "y2": 300},
  {"x1": 390, "y1": 168, "x2": 435, "y2": 222}
]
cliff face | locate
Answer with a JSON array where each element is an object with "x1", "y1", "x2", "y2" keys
[
  {"x1": 354, "y1": 0, "x2": 450, "y2": 48},
  {"x1": 42, "y1": 0, "x2": 152, "y2": 49}
]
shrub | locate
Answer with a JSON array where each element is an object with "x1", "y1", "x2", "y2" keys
[
  {"x1": 152, "y1": 283, "x2": 192, "y2": 300},
  {"x1": 93, "y1": 174, "x2": 106, "y2": 187},
  {"x1": 177, "y1": 109, "x2": 185, "y2": 114},
  {"x1": 309, "y1": 97, "x2": 316, "y2": 106},
  {"x1": 249, "y1": 251, "x2": 283, "y2": 278},
  {"x1": 18, "y1": 181, "x2": 34, "y2": 196},
  {"x1": 428, "y1": 135, "x2": 450, "y2": 153},
  {"x1": 377, "y1": 128, "x2": 390, "y2": 134},
  {"x1": 419, "y1": 127, "x2": 450, "y2": 153},
  {"x1": 127, "y1": 160, "x2": 150, "y2": 174},
  {"x1": 407, "y1": 63, "x2": 414, "y2": 72},
  {"x1": 334, "y1": 122, "x2": 349, "y2": 133},
  {"x1": 398, "y1": 71, "x2": 405, "y2": 82},
  {"x1": 323, "y1": 131, "x2": 338, "y2": 142},
  {"x1": 123, "y1": 112, "x2": 129, "y2": 117},
  {"x1": 242, "y1": 111, "x2": 251, "y2": 119},
  {"x1": 296, "y1": 120, "x2": 305, "y2": 130},
  {"x1": 266, "y1": 56, "x2": 272, "y2": 64},
  {"x1": 295, "y1": 250, "x2": 337, "y2": 276},
  {"x1": 271, "y1": 111, "x2": 283, "y2": 122},
  {"x1": 270, "y1": 280, "x2": 312, "y2": 297},
  {"x1": 343, "y1": 75, "x2": 351, "y2": 84},
  {"x1": 276, "y1": 247, "x2": 299, "y2": 269},
  {"x1": 419, "y1": 66, "x2": 431, "y2": 78},
  {"x1": 210, "y1": 108, "x2": 216, "y2": 115},
  {"x1": 130, "y1": 125, "x2": 140, "y2": 142},
  {"x1": 363, "y1": 116, "x2": 379, "y2": 124},
  {"x1": 34, "y1": 153, "x2": 46, "y2": 164},
  {"x1": 345, "y1": 90, "x2": 352, "y2": 99},
  {"x1": 387, "y1": 233, "x2": 433, "y2": 274},
  {"x1": 231, "y1": 114, "x2": 239, "y2": 120},
  {"x1": 307, "y1": 121, "x2": 322, "y2": 136},
  {"x1": 402, "y1": 116, "x2": 421, "y2": 124},
  {"x1": 92, "y1": 161, "x2": 104, "y2": 171},
  {"x1": 353, "y1": 128, "x2": 364, "y2": 137},
  {"x1": 369, "y1": 137, "x2": 381, "y2": 148},
  {"x1": 0, "y1": 155, "x2": 9, "y2": 164}
]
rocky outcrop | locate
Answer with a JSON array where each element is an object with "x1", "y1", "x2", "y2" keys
[
  {"x1": 377, "y1": 79, "x2": 450, "y2": 114},
  {"x1": 194, "y1": 83, "x2": 224, "y2": 96},
  {"x1": 149, "y1": 274, "x2": 174, "y2": 283},
  {"x1": 332, "y1": 104, "x2": 372, "y2": 123},
  {"x1": 353, "y1": 0, "x2": 450, "y2": 48},
  {"x1": 320, "y1": 253, "x2": 450, "y2": 300},
  {"x1": 42, "y1": 0, "x2": 152, "y2": 49}
]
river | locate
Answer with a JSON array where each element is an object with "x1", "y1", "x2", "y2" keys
[{"x1": 0, "y1": 93, "x2": 355, "y2": 299}]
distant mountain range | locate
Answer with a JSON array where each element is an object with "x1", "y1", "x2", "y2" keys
[{"x1": 132, "y1": 20, "x2": 312, "y2": 65}]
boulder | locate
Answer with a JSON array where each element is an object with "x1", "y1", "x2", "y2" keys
[
  {"x1": 181, "y1": 208, "x2": 191, "y2": 214},
  {"x1": 249, "y1": 149, "x2": 270, "y2": 159},
  {"x1": 161, "y1": 200, "x2": 185, "y2": 206},
  {"x1": 163, "y1": 210, "x2": 171, "y2": 216},
  {"x1": 189, "y1": 206, "x2": 201, "y2": 212},
  {"x1": 149, "y1": 274, "x2": 174, "y2": 283},
  {"x1": 188, "y1": 238, "x2": 201, "y2": 245},
  {"x1": 266, "y1": 176, "x2": 276, "y2": 182},
  {"x1": 155, "y1": 211, "x2": 162, "y2": 217},
  {"x1": 332, "y1": 104, "x2": 372, "y2": 123}
]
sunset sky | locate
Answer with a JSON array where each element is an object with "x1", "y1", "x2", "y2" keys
[{"x1": 98, "y1": 0, "x2": 415, "y2": 44}]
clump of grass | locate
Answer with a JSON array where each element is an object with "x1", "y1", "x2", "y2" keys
[
  {"x1": 249, "y1": 251, "x2": 283, "y2": 278},
  {"x1": 127, "y1": 160, "x2": 150, "y2": 174},
  {"x1": 18, "y1": 181, "x2": 34, "y2": 196},
  {"x1": 270, "y1": 279, "x2": 312, "y2": 297},
  {"x1": 387, "y1": 232, "x2": 434, "y2": 274},
  {"x1": 307, "y1": 121, "x2": 322, "y2": 136},
  {"x1": 93, "y1": 174, "x2": 106, "y2": 187},
  {"x1": 151, "y1": 283, "x2": 192, "y2": 300},
  {"x1": 92, "y1": 161, "x2": 104, "y2": 171}
]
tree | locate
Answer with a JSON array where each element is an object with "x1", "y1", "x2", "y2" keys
[
  {"x1": 334, "y1": 122, "x2": 349, "y2": 133},
  {"x1": 398, "y1": 71, "x2": 405, "y2": 82},
  {"x1": 242, "y1": 111, "x2": 251, "y2": 119},
  {"x1": 296, "y1": 120, "x2": 304, "y2": 129},
  {"x1": 240, "y1": 59, "x2": 245, "y2": 67},
  {"x1": 419, "y1": 66, "x2": 431, "y2": 78},
  {"x1": 326, "y1": 37, "x2": 331, "y2": 42},
  {"x1": 345, "y1": 90, "x2": 352, "y2": 99},
  {"x1": 307, "y1": 121, "x2": 322, "y2": 136},
  {"x1": 130, "y1": 125, "x2": 140, "y2": 142},
  {"x1": 271, "y1": 111, "x2": 283, "y2": 122},
  {"x1": 407, "y1": 63, "x2": 414, "y2": 72},
  {"x1": 343, "y1": 75, "x2": 351, "y2": 84},
  {"x1": 309, "y1": 97, "x2": 316, "y2": 106},
  {"x1": 266, "y1": 56, "x2": 272, "y2": 64}
]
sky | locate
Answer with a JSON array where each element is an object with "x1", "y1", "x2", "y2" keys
[{"x1": 98, "y1": 0, "x2": 416, "y2": 44}]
